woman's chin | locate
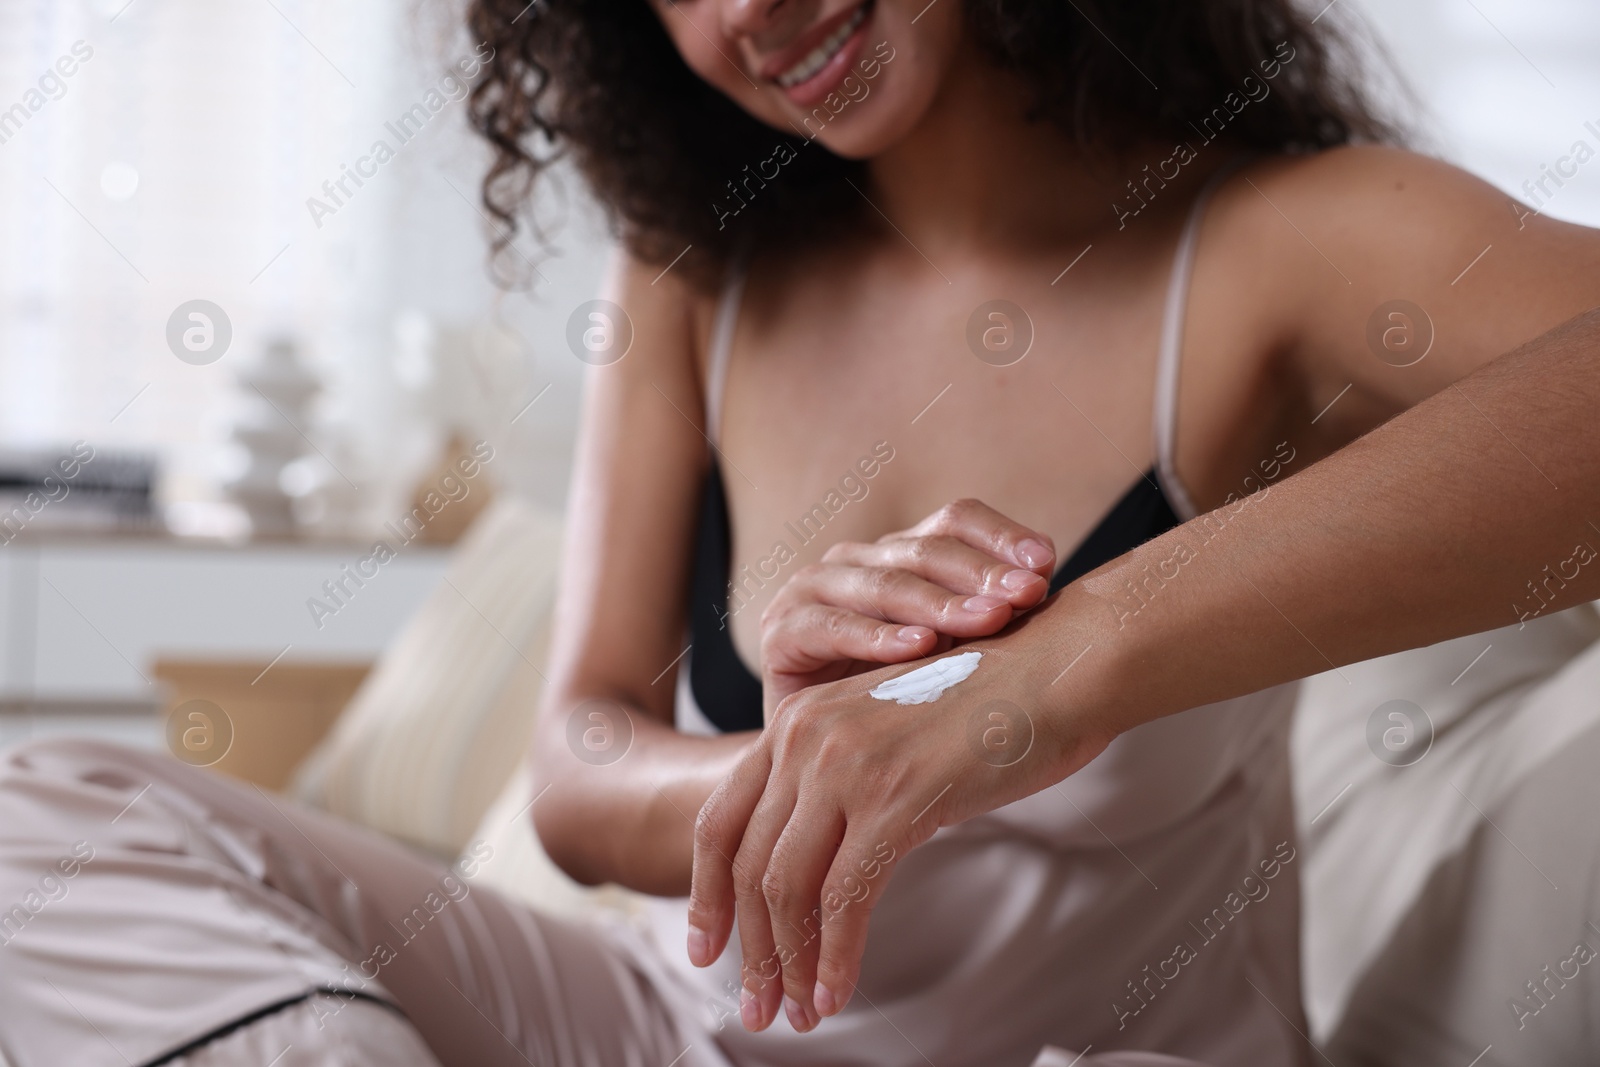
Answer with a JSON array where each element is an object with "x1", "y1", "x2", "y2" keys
[
  {"x1": 807, "y1": 119, "x2": 903, "y2": 160},
  {"x1": 793, "y1": 89, "x2": 934, "y2": 160}
]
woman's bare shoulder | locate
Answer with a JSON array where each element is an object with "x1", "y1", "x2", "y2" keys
[
  {"x1": 1200, "y1": 144, "x2": 1600, "y2": 413},
  {"x1": 1206, "y1": 145, "x2": 1518, "y2": 282},
  {"x1": 605, "y1": 249, "x2": 722, "y2": 377}
]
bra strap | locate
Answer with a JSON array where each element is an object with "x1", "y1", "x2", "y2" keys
[
  {"x1": 1153, "y1": 155, "x2": 1254, "y2": 520},
  {"x1": 704, "y1": 252, "x2": 750, "y2": 449}
]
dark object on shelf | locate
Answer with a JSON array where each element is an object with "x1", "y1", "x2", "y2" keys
[{"x1": 0, "y1": 444, "x2": 160, "y2": 538}]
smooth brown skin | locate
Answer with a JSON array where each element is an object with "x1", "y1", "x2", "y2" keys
[
  {"x1": 758, "y1": 501, "x2": 1057, "y2": 719},
  {"x1": 530, "y1": 0, "x2": 1600, "y2": 1039}
]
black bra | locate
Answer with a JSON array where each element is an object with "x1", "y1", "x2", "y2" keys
[{"x1": 687, "y1": 462, "x2": 1181, "y2": 733}]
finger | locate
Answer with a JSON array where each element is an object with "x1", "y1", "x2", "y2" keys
[
  {"x1": 762, "y1": 601, "x2": 936, "y2": 677},
  {"x1": 688, "y1": 742, "x2": 771, "y2": 970},
  {"x1": 812, "y1": 826, "x2": 907, "y2": 1020},
  {"x1": 820, "y1": 537, "x2": 1050, "y2": 607},
  {"x1": 764, "y1": 603, "x2": 1000, "y2": 683},
  {"x1": 729, "y1": 781, "x2": 799, "y2": 1031},
  {"x1": 763, "y1": 801, "x2": 845, "y2": 1033},
  {"x1": 887, "y1": 498, "x2": 1056, "y2": 575},
  {"x1": 786, "y1": 564, "x2": 1019, "y2": 638}
]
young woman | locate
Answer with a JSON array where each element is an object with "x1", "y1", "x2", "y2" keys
[{"x1": 2, "y1": 2, "x2": 1598, "y2": 1066}]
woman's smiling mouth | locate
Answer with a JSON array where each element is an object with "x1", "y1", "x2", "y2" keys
[{"x1": 763, "y1": 1, "x2": 874, "y2": 105}]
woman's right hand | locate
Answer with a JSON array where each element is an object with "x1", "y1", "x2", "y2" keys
[{"x1": 759, "y1": 499, "x2": 1058, "y2": 719}]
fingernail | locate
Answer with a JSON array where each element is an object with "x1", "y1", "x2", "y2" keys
[
  {"x1": 814, "y1": 983, "x2": 840, "y2": 1018},
  {"x1": 687, "y1": 925, "x2": 710, "y2": 966},
  {"x1": 1016, "y1": 539, "x2": 1052, "y2": 569},
  {"x1": 1000, "y1": 568, "x2": 1043, "y2": 592},
  {"x1": 784, "y1": 995, "x2": 807, "y2": 1032},
  {"x1": 897, "y1": 625, "x2": 931, "y2": 643},
  {"x1": 741, "y1": 988, "x2": 761, "y2": 1031},
  {"x1": 963, "y1": 595, "x2": 1005, "y2": 613}
]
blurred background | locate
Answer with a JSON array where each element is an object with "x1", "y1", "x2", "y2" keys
[
  {"x1": 0, "y1": 0, "x2": 615, "y2": 763},
  {"x1": 1, "y1": 3, "x2": 1599, "y2": 1061},
  {"x1": 0, "y1": 0, "x2": 1596, "y2": 761}
]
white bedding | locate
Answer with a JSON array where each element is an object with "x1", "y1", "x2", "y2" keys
[{"x1": 1293, "y1": 602, "x2": 1600, "y2": 1063}]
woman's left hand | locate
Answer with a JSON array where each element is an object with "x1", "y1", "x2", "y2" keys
[
  {"x1": 686, "y1": 609, "x2": 1117, "y2": 1034},
  {"x1": 758, "y1": 499, "x2": 1058, "y2": 721}
]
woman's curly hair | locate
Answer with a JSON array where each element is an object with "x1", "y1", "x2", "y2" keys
[{"x1": 466, "y1": 0, "x2": 1392, "y2": 289}]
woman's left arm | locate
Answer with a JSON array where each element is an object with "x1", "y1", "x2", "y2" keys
[{"x1": 687, "y1": 147, "x2": 1600, "y2": 1032}]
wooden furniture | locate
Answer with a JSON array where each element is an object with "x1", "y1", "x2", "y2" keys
[{"x1": 152, "y1": 660, "x2": 371, "y2": 789}]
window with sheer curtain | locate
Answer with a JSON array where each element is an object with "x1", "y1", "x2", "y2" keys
[
  {"x1": 3, "y1": 0, "x2": 399, "y2": 500},
  {"x1": 0, "y1": 0, "x2": 586, "y2": 531}
]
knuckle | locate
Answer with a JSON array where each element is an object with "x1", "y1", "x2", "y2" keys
[
  {"x1": 731, "y1": 854, "x2": 767, "y2": 900},
  {"x1": 928, "y1": 534, "x2": 973, "y2": 569},
  {"x1": 820, "y1": 540, "x2": 856, "y2": 564},
  {"x1": 948, "y1": 497, "x2": 985, "y2": 521},
  {"x1": 757, "y1": 602, "x2": 784, "y2": 635},
  {"x1": 980, "y1": 561, "x2": 1011, "y2": 591},
  {"x1": 758, "y1": 631, "x2": 786, "y2": 670},
  {"x1": 818, "y1": 877, "x2": 855, "y2": 921},
  {"x1": 903, "y1": 537, "x2": 938, "y2": 569},
  {"x1": 773, "y1": 689, "x2": 808, "y2": 724},
  {"x1": 869, "y1": 622, "x2": 897, "y2": 652},
  {"x1": 820, "y1": 607, "x2": 853, "y2": 640},
  {"x1": 816, "y1": 952, "x2": 857, "y2": 992},
  {"x1": 693, "y1": 807, "x2": 726, "y2": 853},
  {"x1": 931, "y1": 501, "x2": 965, "y2": 529},
  {"x1": 813, "y1": 731, "x2": 862, "y2": 776},
  {"x1": 758, "y1": 591, "x2": 796, "y2": 629},
  {"x1": 793, "y1": 561, "x2": 826, "y2": 586},
  {"x1": 770, "y1": 693, "x2": 818, "y2": 750},
  {"x1": 863, "y1": 565, "x2": 900, "y2": 599},
  {"x1": 760, "y1": 869, "x2": 794, "y2": 913}
]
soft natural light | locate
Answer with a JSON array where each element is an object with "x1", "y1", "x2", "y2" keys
[{"x1": 0, "y1": 0, "x2": 607, "y2": 531}]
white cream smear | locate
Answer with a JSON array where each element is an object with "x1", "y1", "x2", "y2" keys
[{"x1": 869, "y1": 650, "x2": 984, "y2": 706}]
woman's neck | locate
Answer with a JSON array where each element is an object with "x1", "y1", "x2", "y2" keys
[{"x1": 863, "y1": 46, "x2": 1153, "y2": 258}]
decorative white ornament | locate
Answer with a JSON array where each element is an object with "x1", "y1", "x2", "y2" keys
[{"x1": 223, "y1": 337, "x2": 320, "y2": 538}]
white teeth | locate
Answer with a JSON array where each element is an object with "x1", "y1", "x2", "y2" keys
[{"x1": 776, "y1": 6, "x2": 867, "y2": 89}]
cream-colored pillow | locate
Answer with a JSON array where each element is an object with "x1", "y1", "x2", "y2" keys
[
  {"x1": 466, "y1": 762, "x2": 645, "y2": 920},
  {"x1": 290, "y1": 497, "x2": 562, "y2": 858}
]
